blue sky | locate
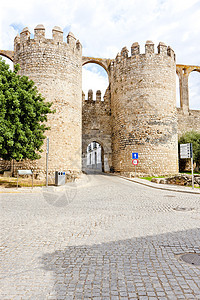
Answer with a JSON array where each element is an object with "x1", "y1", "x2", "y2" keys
[{"x1": 1, "y1": 0, "x2": 200, "y2": 108}]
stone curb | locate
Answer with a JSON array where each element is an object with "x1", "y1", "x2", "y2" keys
[{"x1": 117, "y1": 175, "x2": 200, "y2": 195}]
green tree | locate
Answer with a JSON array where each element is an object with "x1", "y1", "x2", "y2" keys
[
  {"x1": 0, "y1": 57, "x2": 54, "y2": 162},
  {"x1": 178, "y1": 131, "x2": 200, "y2": 171}
]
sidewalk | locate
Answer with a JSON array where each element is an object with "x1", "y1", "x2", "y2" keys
[
  {"x1": 0, "y1": 173, "x2": 90, "y2": 194},
  {"x1": 119, "y1": 175, "x2": 200, "y2": 194},
  {"x1": 1, "y1": 173, "x2": 200, "y2": 194}
]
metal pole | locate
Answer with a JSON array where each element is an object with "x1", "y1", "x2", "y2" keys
[
  {"x1": 190, "y1": 143, "x2": 194, "y2": 189},
  {"x1": 135, "y1": 165, "x2": 136, "y2": 177},
  {"x1": 191, "y1": 156, "x2": 194, "y2": 189},
  {"x1": 46, "y1": 152, "x2": 48, "y2": 187},
  {"x1": 46, "y1": 137, "x2": 49, "y2": 188}
]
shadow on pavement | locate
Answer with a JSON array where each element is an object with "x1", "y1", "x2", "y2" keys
[{"x1": 40, "y1": 227, "x2": 200, "y2": 299}]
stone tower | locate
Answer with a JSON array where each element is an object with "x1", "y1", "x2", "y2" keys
[
  {"x1": 13, "y1": 25, "x2": 82, "y2": 178},
  {"x1": 110, "y1": 41, "x2": 178, "y2": 176}
]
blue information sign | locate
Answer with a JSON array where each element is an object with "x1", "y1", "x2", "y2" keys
[{"x1": 132, "y1": 152, "x2": 138, "y2": 159}]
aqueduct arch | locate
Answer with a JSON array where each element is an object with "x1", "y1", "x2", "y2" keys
[
  {"x1": 176, "y1": 64, "x2": 200, "y2": 112},
  {"x1": 0, "y1": 50, "x2": 14, "y2": 61}
]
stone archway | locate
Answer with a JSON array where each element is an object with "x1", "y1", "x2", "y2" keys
[
  {"x1": 188, "y1": 70, "x2": 200, "y2": 110},
  {"x1": 82, "y1": 57, "x2": 112, "y2": 173},
  {"x1": 82, "y1": 137, "x2": 112, "y2": 173},
  {"x1": 176, "y1": 64, "x2": 200, "y2": 113},
  {"x1": 82, "y1": 56, "x2": 111, "y2": 75},
  {"x1": 0, "y1": 50, "x2": 14, "y2": 61},
  {"x1": 83, "y1": 140, "x2": 104, "y2": 173}
]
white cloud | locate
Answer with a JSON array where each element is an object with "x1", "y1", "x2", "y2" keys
[
  {"x1": 82, "y1": 65, "x2": 108, "y2": 98},
  {"x1": 188, "y1": 71, "x2": 200, "y2": 110},
  {"x1": 1, "y1": 0, "x2": 200, "y2": 108}
]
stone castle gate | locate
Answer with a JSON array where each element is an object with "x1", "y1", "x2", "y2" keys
[{"x1": 1, "y1": 25, "x2": 200, "y2": 177}]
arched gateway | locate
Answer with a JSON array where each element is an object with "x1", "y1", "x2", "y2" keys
[
  {"x1": 82, "y1": 86, "x2": 112, "y2": 173},
  {"x1": 1, "y1": 25, "x2": 200, "y2": 178},
  {"x1": 82, "y1": 56, "x2": 111, "y2": 74}
]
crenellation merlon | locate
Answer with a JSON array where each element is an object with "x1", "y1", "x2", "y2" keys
[
  {"x1": 112, "y1": 41, "x2": 175, "y2": 65},
  {"x1": 14, "y1": 34, "x2": 20, "y2": 52},
  {"x1": 96, "y1": 90, "x2": 101, "y2": 101},
  {"x1": 83, "y1": 90, "x2": 104, "y2": 102},
  {"x1": 34, "y1": 24, "x2": 45, "y2": 41},
  {"x1": 167, "y1": 46, "x2": 176, "y2": 61},
  {"x1": 52, "y1": 26, "x2": 63, "y2": 42},
  {"x1": 67, "y1": 32, "x2": 76, "y2": 47},
  {"x1": 15, "y1": 25, "x2": 82, "y2": 53},
  {"x1": 116, "y1": 53, "x2": 121, "y2": 62},
  {"x1": 20, "y1": 27, "x2": 30, "y2": 43},
  {"x1": 121, "y1": 47, "x2": 129, "y2": 58},
  {"x1": 88, "y1": 89, "x2": 93, "y2": 101},
  {"x1": 131, "y1": 42, "x2": 140, "y2": 55},
  {"x1": 157, "y1": 42, "x2": 167, "y2": 55},
  {"x1": 145, "y1": 40, "x2": 154, "y2": 54},
  {"x1": 76, "y1": 40, "x2": 82, "y2": 51}
]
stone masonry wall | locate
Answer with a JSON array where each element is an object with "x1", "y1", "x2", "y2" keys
[
  {"x1": 110, "y1": 41, "x2": 178, "y2": 176},
  {"x1": 176, "y1": 64, "x2": 200, "y2": 136},
  {"x1": 1, "y1": 28, "x2": 200, "y2": 178},
  {"x1": 11, "y1": 25, "x2": 82, "y2": 178},
  {"x1": 177, "y1": 109, "x2": 200, "y2": 136},
  {"x1": 82, "y1": 88, "x2": 112, "y2": 172}
]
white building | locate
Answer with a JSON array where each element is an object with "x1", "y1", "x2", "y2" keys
[{"x1": 86, "y1": 142, "x2": 102, "y2": 171}]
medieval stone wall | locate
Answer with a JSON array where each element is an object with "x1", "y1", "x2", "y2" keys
[
  {"x1": 82, "y1": 88, "x2": 112, "y2": 172},
  {"x1": 1, "y1": 28, "x2": 200, "y2": 178},
  {"x1": 110, "y1": 41, "x2": 178, "y2": 176},
  {"x1": 177, "y1": 109, "x2": 200, "y2": 135},
  {"x1": 176, "y1": 65, "x2": 200, "y2": 136},
  {"x1": 11, "y1": 25, "x2": 82, "y2": 178}
]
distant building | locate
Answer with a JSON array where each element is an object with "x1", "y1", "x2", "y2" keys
[{"x1": 86, "y1": 142, "x2": 102, "y2": 171}]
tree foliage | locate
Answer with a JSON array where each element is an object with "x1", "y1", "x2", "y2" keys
[
  {"x1": 0, "y1": 57, "x2": 54, "y2": 161},
  {"x1": 178, "y1": 130, "x2": 200, "y2": 170}
]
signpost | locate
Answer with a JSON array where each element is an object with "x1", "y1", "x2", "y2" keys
[
  {"x1": 132, "y1": 159, "x2": 138, "y2": 165},
  {"x1": 17, "y1": 170, "x2": 33, "y2": 189},
  {"x1": 132, "y1": 153, "x2": 139, "y2": 177},
  {"x1": 132, "y1": 153, "x2": 138, "y2": 159},
  {"x1": 180, "y1": 143, "x2": 192, "y2": 159},
  {"x1": 46, "y1": 137, "x2": 49, "y2": 187},
  {"x1": 180, "y1": 143, "x2": 194, "y2": 189}
]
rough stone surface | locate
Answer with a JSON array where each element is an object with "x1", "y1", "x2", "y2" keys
[
  {"x1": 2, "y1": 25, "x2": 83, "y2": 178},
  {"x1": 151, "y1": 174, "x2": 200, "y2": 187},
  {"x1": 176, "y1": 64, "x2": 200, "y2": 136},
  {"x1": 110, "y1": 41, "x2": 178, "y2": 175},
  {"x1": 0, "y1": 174, "x2": 200, "y2": 299},
  {"x1": 166, "y1": 174, "x2": 200, "y2": 187},
  {"x1": 1, "y1": 29, "x2": 200, "y2": 177},
  {"x1": 82, "y1": 88, "x2": 112, "y2": 172}
]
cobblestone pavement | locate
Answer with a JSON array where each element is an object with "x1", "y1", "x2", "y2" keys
[{"x1": 0, "y1": 174, "x2": 200, "y2": 299}]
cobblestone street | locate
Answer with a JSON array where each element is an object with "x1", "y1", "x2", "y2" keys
[{"x1": 0, "y1": 174, "x2": 200, "y2": 299}]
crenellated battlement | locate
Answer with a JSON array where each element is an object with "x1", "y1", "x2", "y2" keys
[
  {"x1": 110, "y1": 39, "x2": 178, "y2": 175},
  {"x1": 83, "y1": 90, "x2": 103, "y2": 102},
  {"x1": 112, "y1": 41, "x2": 175, "y2": 65},
  {"x1": 3, "y1": 23, "x2": 198, "y2": 178},
  {"x1": 12, "y1": 24, "x2": 83, "y2": 177},
  {"x1": 14, "y1": 24, "x2": 82, "y2": 53},
  {"x1": 82, "y1": 89, "x2": 111, "y2": 104},
  {"x1": 2, "y1": 24, "x2": 200, "y2": 177}
]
